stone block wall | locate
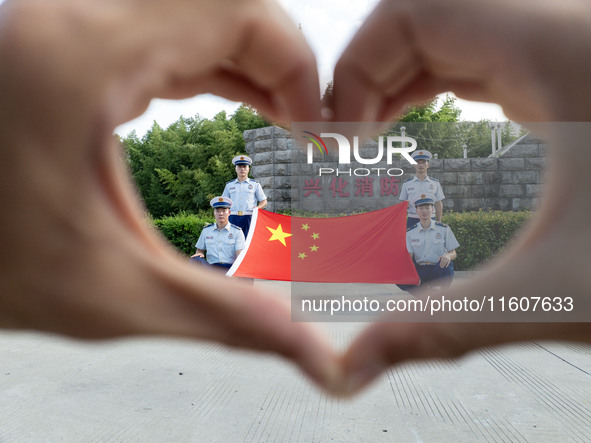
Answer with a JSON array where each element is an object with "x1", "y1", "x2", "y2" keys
[{"x1": 244, "y1": 126, "x2": 547, "y2": 214}]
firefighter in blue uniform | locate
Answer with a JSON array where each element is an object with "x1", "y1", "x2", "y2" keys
[
  {"x1": 222, "y1": 155, "x2": 267, "y2": 238},
  {"x1": 398, "y1": 193, "x2": 459, "y2": 294},
  {"x1": 191, "y1": 196, "x2": 245, "y2": 270},
  {"x1": 399, "y1": 150, "x2": 445, "y2": 228}
]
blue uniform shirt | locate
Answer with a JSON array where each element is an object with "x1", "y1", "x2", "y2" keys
[
  {"x1": 399, "y1": 176, "x2": 445, "y2": 218},
  {"x1": 222, "y1": 178, "x2": 266, "y2": 213},
  {"x1": 406, "y1": 220, "x2": 460, "y2": 264},
  {"x1": 196, "y1": 223, "x2": 245, "y2": 265}
]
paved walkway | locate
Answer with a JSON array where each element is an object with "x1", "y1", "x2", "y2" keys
[{"x1": 1, "y1": 274, "x2": 591, "y2": 442}]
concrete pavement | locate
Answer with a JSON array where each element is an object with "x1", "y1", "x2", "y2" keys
[{"x1": 1, "y1": 274, "x2": 591, "y2": 442}]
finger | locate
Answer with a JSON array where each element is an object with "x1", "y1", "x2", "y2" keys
[
  {"x1": 342, "y1": 322, "x2": 461, "y2": 396},
  {"x1": 332, "y1": 0, "x2": 505, "y2": 122},
  {"x1": 228, "y1": 14, "x2": 323, "y2": 124},
  {"x1": 131, "y1": 258, "x2": 342, "y2": 392},
  {"x1": 157, "y1": 66, "x2": 278, "y2": 120},
  {"x1": 343, "y1": 237, "x2": 591, "y2": 395},
  {"x1": 342, "y1": 319, "x2": 591, "y2": 396},
  {"x1": 0, "y1": 0, "x2": 333, "y2": 394},
  {"x1": 148, "y1": 260, "x2": 342, "y2": 392},
  {"x1": 107, "y1": 0, "x2": 322, "y2": 126},
  {"x1": 3, "y1": 135, "x2": 342, "y2": 393},
  {"x1": 332, "y1": 0, "x2": 421, "y2": 122},
  {"x1": 332, "y1": 0, "x2": 591, "y2": 122},
  {"x1": 341, "y1": 124, "x2": 591, "y2": 395},
  {"x1": 102, "y1": 138, "x2": 342, "y2": 391}
]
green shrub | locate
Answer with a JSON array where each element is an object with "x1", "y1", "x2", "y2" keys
[
  {"x1": 443, "y1": 210, "x2": 532, "y2": 270},
  {"x1": 153, "y1": 209, "x2": 533, "y2": 270},
  {"x1": 153, "y1": 211, "x2": 214, "y2": 255}
]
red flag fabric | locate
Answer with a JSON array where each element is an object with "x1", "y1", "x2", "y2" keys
[{"x1": 227, "y1": 203, "x2": 419, "y2": 284}]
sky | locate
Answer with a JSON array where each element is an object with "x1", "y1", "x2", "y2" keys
[{"x1": 0, "y1": 0, "x2": 506, "y2": 137}]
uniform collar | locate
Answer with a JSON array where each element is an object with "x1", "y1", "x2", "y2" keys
[
  {"x1": 413, "y1": 175, "x2": 431, "y2": 182},
  {"x1": 215, "y1": 222, "x2": 231, "y2": 231},
  {"x1": 234, "y1": 177, "x2": 251, "y2": 184},
  {"x1": 418, "y1": 219, "x2": 436, "y2": 231}
]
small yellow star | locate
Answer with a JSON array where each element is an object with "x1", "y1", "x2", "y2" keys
[
  {"x1": 311, "y1": 233, "x2": 320, "y2": 240},
  {"x1": 266, "y1": 224, "x2": 292, "y2": 246},
  {"x1": 301, "y1": 223, "x2": 310, "y2": 231},
  {"x1": 298, "y1": 252, "x2": 307, "y2": 259},
  {"x1": 310, "y1": 245, "x2": 319, "y2": 252}
]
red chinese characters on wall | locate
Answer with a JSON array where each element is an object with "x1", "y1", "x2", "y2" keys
[{"x1": 302, "y1": 176, "x2": 400, "y2": 198}]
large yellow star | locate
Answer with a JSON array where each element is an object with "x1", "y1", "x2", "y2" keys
[{"x1": 267, "y1": 224, "x2": 292, "y2": 246}]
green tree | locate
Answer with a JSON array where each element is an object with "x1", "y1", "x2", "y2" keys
[
  {"x1": 399, "y1": 95, "x2": 462, "y2": 123},
  {"x1": 456, "y1": 120, "x2": 526, "y2": 158},
  {"x1": 232, "y1": 104, "x2": 269, "y2": 132},
  {"x1": 384, "y1": 96, "x2": 464, "y2": 158},
  {"x1": 121, "y1": 104, "x2": 268, "y2": 218},
  {"x1": 384, "y1": 95, "x2": 524, "y2": 158}
]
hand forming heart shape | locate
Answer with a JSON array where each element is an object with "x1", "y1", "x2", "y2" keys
[{"x1": 1, "y1": 0, "x2": 591, "y2": 397}]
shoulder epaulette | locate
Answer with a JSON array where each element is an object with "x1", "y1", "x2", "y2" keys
[
  {"x1": 230, "y1": 223, "x2": 242, "y2": 230},
  {"x1": 203, "y1": 222, "x2": 214, "y2": 228},
  {"x1": 430, "y1": 176, "x2": 439, "y2": 182},
  {"x1": 225, "y1": 179, "x2": 235, "y2": 185},
  {"x1": 403, "y1": 177, "x2": 413, "y2": 183},
  {"x1": 407, "y1": 224, "x2": 419, "y2": 231},
  {"x1": 435, "y1": 221, "x2": 447, "y2": 228},
  {"x1": 250, "y1": 179, "x2": 258, "y2": 183}
]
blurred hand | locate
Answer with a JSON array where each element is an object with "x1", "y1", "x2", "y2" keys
[
  {"x1": 0, "y1": 0, "x2": 340, "y2": 392},
  {"x1": 335, "y1": 0, "x2": 591, "y2": 396},
  {"x1": 4, "y1": 0, "x2": 591, "y2": 398}
]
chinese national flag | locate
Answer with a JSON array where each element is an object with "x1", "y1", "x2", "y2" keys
[{"x1": 227, "y1": 203, "x2": 419, "y2": 284}]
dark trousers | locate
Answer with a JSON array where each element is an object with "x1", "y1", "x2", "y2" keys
[
  {"x1": 189, "y1": 256, "x2": 253, "y2": 284},
  {"x1": 397, "y1": 261, "x2": 454, "y2": 294},
  {"x1": 190, "y1": 256, "x2": 232, "y2": 270},
  {"x1": 229, "y1": 214, "x2": 252, "y2": 238}
]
